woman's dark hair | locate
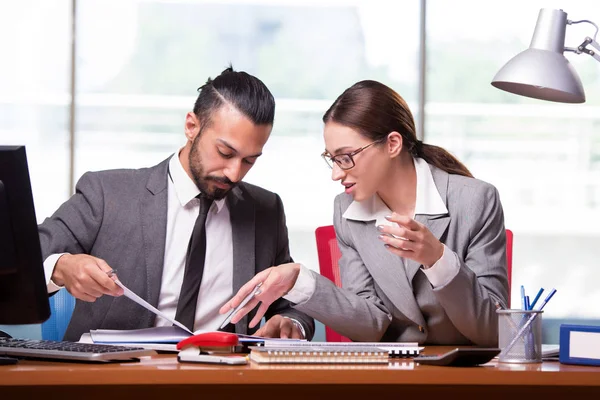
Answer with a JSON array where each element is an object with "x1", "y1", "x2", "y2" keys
[
  {"x1": 323, "y1": 80, "x2": 472, "y2": 178},
  {"x1": 193, "y1": 65, "x2": 275, "y2": 131}
]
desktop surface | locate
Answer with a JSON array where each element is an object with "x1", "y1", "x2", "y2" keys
[{"x1": 1, "y1": 347, "x2": 599, "y2": 398}]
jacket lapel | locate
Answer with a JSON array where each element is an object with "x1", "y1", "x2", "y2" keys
[
  {"x1": 227, "y1": 186, "x2": 255, "y2": 335},
  {"x1": 351, "y1": 220, "x2": 426, "y2": 328},
  {"x1": 405, "y1": 166, "x2": 451, "y2": 282},
  {"x1": 140, "y1": 157, "x2": 170, "y2": 323}
]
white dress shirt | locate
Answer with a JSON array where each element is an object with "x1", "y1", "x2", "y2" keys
[
  {"x1": 285, "y1": 157, "x2": 460, "y2": 304},
  {"x1": 44, "y1": 153, "x2": 234, "y2": 332}
]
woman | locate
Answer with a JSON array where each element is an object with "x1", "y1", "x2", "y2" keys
[{"x1": 220, "y1": 80, "x2": 509, "y2": 346}]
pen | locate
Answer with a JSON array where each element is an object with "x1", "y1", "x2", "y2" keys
[
  {"x1": 529, "y1": 288, "x2": 544, "y2": 310},
  {"x1": 520, "y1": 285, "x2": 526, "y2": 310},
  {"x1": 219, "y1": 282, "x2": 263, "y2": 330},
  {"x1": 534, "y1": 288, "x2": 557, "y2": 311},
  {"x1": 523, "y1": 295, "x2": 531, "y2": 358}
]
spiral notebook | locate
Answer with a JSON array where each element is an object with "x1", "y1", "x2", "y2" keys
[
  {"x1": 249, "y1": 345, "x2": 390, "y2": 364},
  {"x1": 260, "y1": 341, "x2": 422, "y2": 359}
]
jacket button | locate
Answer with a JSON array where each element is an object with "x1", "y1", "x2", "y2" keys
[{"x1": 418, "y1": 325, "x2": 425, "y2": 333}]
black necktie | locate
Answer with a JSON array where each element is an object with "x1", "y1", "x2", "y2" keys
[{"x1": 175, "y1": 194, "x2": 214, "y2": 331}]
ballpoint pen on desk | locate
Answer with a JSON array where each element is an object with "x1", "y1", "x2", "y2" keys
[
  {"x1": 219, "y1": 282, "x2": 263, "y2": 330},
  {"x1": 500, "y1": 288, "x2": 558, "y2": 357}
]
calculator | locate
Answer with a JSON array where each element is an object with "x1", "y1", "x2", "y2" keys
[{"x1": 413, "y1": 348, "x2": 500, "y2": 366}]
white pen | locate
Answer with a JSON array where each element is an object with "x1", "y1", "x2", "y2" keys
[{"x1": 219, "y1": 282, "x2": 263, "y2": 330}]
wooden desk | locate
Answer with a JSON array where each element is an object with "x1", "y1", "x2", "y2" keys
[{"x1": 1, "y1": 347, "x2": 599, "y2": 399}]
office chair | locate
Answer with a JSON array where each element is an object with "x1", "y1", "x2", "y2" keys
[
  {"x1": 41, "y1": 289, "x2": 76, "y2": 341},
  {"x1": 315, "y1": 225, "x2": 351, "y2": 342},
  {"x1": 315, "y1": 225, "x2": 514, "y2": 342}
]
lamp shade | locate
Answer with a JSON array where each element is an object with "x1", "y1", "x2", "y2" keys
[
  {"x1": 491, "y1": 8, "x2": 586, "y2": 103},
  {"x1": 492, "y1": 49, "x2": 585, "y2": 103}
]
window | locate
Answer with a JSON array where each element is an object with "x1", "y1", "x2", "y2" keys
[
  {"x1": 427, "y1": 0, "x2": 600, "y2": 320},
  {"x1": 75, "y1": 0, "x2": 420, "y2": 275}
]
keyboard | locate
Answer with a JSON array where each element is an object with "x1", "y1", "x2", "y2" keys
[{"x1": 0, "y1": 337, "x2": 156, "y2": 362}]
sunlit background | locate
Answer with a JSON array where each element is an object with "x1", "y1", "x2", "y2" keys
[{"x1": 2, "y1": 0, "x2": 599, "y2": 341}]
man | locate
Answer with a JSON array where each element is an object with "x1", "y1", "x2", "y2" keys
[{"x1": 39, "y1": 67, "x2": 314, "y2": 342}]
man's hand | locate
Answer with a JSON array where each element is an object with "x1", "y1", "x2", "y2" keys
[
  {"x1": 255, "y1": 315, "x2": 304, "y2": 339},
  {"x1": 219, "y1": 263, "x2": 301, "y2": 328},
  {"x1": 51, "y1": 254, "x2": 123, "y2": 302}
]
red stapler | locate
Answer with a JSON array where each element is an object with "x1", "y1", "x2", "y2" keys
[
  {"x1": 177, "y1": 332, "x2": 247, "y2": 365},
  {"x1": 177, "y1": 331, "x2": 239, "y2": 351}
]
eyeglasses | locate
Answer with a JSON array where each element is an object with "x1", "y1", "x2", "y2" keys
[{"x1": 321, "y1": 139, "x2": 385, "y2": 170}]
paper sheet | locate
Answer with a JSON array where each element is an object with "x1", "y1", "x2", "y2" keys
[{"x1": 114, "y1": 279, "x2": 192, "y2": 334}]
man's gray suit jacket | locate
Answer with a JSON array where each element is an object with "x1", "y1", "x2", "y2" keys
[
  {"x1": 39, "y1": 157, "x2": 314, "y2": 341},
  {"x1": 295, "y1": 164, "x2": 508, "y2": 346}
]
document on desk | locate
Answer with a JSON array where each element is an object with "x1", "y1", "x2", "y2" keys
[
  {"x1": 114, "y1": 279, "x2": 192, "y2": 334},
  {"x1": 541, "y1": 344, "x2": 560, "y2": 360},
  {"x1": 80, "y1": 332, "x2": 179, "y2": 352},
  {"x1": 88, "y1": 325, "x2": 304, "y2": 347},
  {"x1": 93, "y1": 280, "x2": 305, "y2": 348},
  {"x1": 90, "y1": 326, "x2": 191, "y2": 344}
]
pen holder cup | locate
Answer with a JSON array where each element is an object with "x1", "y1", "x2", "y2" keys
[{"x1": 497, "y1": 309, "x2": 543, "y2": 363}]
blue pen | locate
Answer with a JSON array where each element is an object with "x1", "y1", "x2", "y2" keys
[
  {"x1": 534, "y1": 288, "x2": 557, "y2": 311},
  {"x1": 529, "y1": 288, "x2": 544, "y2": 310},
  {"x1": 520, "y1": 285, "x2": 526, "y2": 310},
  {"x1": 522, "y1": 294, "x2": 532, "y2": 357}
]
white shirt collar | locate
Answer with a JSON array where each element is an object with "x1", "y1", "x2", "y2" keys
[
  {"x1": 342, "y1": 157, "x2": 448, "y2": 227},
  {"x1": 168, "y1": 152, "x2": 226, "y2": 213}
]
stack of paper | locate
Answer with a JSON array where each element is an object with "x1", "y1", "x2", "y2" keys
[
  {"x1": 250, "y1": 345, "x2": 390, "y2": 364},
  {"x1": 260, "y1": 340, "x2": 422, "y2": 358}
]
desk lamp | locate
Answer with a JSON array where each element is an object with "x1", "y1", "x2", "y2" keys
[{"x1": 491, "y1": 8, "x2": 600, "y2": 103}]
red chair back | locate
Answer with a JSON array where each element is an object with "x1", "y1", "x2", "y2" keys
[
  {"x1": 315, "y1": 225, "x2": 350, "y2": 342},
  {"x1": 315, "y1": 225, "x2": 514, "y2": 341},
  {"x1": 505, "y1": 229, "x2": 513, "y2": 307}
]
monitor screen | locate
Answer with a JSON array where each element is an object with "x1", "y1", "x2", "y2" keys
[{"x1": 0, "y1": 146, "x2": 50, "y2": 324}]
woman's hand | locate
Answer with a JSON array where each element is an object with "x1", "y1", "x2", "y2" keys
[
  {"x1": 377, "y1": 213, "x2": 444, "y2": 268},
  {"x1": 218, "y1": 263, "x2": 301, "y2": 328}
]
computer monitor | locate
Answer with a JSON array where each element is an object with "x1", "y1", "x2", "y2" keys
[{"x1": 0, "y1": 146, "x2": 50, "y2": 324}]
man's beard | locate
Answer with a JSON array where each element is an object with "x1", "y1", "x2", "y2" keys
[{"x1": 189, "y1": 135, "x2": 236, "y2": 200}]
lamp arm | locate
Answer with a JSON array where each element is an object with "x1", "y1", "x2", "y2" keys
[
  {"x1": 585, "y1": 37, "x2": 600, "y2": 62},
  {"x1": 569, "y1": 37, "x2": 600, "y2": 62},
  {"x1": 566, "y1": 19, "x2": 600, "y2": 62}
]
